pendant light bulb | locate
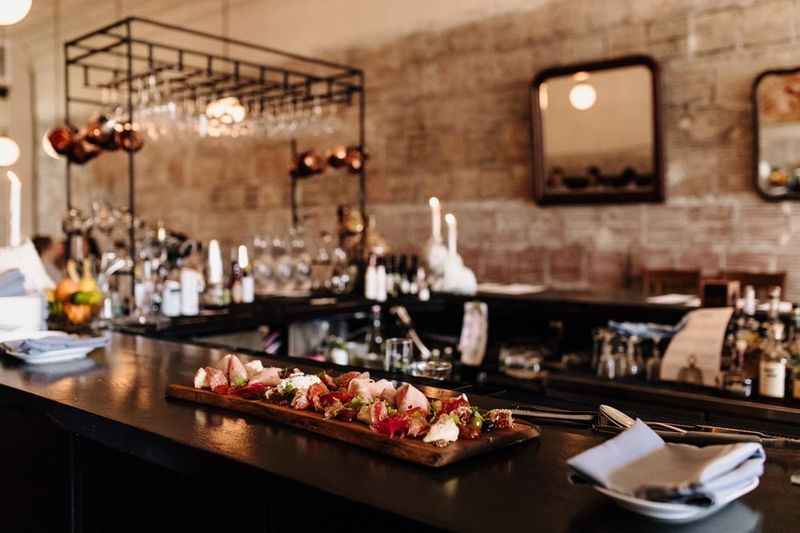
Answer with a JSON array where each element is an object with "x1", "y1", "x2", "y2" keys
[
  {"x1": 0, "y1": 136, "x2": 20, "y2": 166},
  {"x1": 0, "y1": 0, "x2": 32, "y2": 26}
]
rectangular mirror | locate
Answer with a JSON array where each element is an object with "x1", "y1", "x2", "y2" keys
[
  {"x1": 529, "y1": 55, "x2": 664, "y2": 205},
  {"x1": 754, "y1": 68, "x2": 800, "y2": 200}
]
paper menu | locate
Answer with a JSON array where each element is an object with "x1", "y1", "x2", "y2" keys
[{"x1": 660, "y1": 307, "x2": 734, "y2": 387}]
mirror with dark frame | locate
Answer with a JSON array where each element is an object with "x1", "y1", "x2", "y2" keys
[
  {"x1": 529, "y1": 55, "x2": 664, "y2": 205},
  {"x1": 753, "y1": 67, "x2": 800, "y2": 200}
]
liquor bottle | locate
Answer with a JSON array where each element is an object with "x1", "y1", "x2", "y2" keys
[
  {"x1": 238, "y1": 245, "x2": 255, "y2": 304},
  {"x1": 625, "y1": 336, "x2": 644, "y2": 377},
  {"x1": 408, "y1": 255, "x2": 419, "y2": 295},
  {"x1": 229, "y1": 247, "x2": 244, "y2": 304},
  {"x1": 204, "y1": 239, "x2": 228, "y2": 306},
  {"x1": 375, "y1": 256, "x2": 387, "y2": 302},
  {"x1": 399, "y1": 255, "x2": 410, "y2": 295},
  {"x1": 385, "y1": 255, "x2": 396, "y2": 297},
  {"x1": 759, "y1": 323, "x2": 788, "y2": 399},
  {"x1": 364, "y1": 254, "x2": 378, "y2": 300},
  {"x1": 364, "y1": 305, "x2": 385, "y2": 357}
]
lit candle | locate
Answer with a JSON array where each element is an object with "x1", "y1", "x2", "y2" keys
[
  {"x1": 445, "y1": 212, "x2": 457, "y2": 256},
  {"x1": 429, "y1": 196, "x2": 442, "y2": 243},
  {"x1": 238, "y1": 244, "x2": 249, "y2": 270},
  {"x1": 207, "y1": 239, "x2": 223, "y2": 284},
  {"x1": 7, "y1": 171, "x2": 21, "y2": 247}
]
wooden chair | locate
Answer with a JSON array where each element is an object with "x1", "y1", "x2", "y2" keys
[
  {"x1": 642, "y1": 268, "x2": 702, "y2": 296},
  {"x1": 718, "y1": 271, "x2": 786, "y2": 300}
]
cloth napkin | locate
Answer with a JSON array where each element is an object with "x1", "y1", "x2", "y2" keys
[
  {"x1": 1, "y1": 334, "x2": 109, "y2": 356},
  {"x1": 0, "y1": 268, "x2": 26, "y2": 297},
  {"x1": 567, "y1": 420, "x2": 765, "y2": 507}
]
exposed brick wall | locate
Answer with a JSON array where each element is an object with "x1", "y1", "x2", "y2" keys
[{"x1": 21, "y1": 0, "x2": 800, "y2": 300}]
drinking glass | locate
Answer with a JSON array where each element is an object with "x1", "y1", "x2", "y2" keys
[{"x1": 384, "y1": 338, "x2": 412, "y2": 372}]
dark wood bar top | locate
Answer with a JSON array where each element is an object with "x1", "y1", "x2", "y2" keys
[{"x1": 1, "y1": 333, "x2": 798, "y2": 532}]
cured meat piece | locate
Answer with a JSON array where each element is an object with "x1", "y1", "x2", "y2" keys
[
  {"x1": 193, "y1": 367, "x2": 208, "y2": 389},
  {"x1": 319, "y1": 372, "x2": 337, "y2": 389},
  {"x1": 205, "y1": 367, "x2": 228, "y2": 390},
  {"x1": 249, "y1": 367, "x2": 282, "y2": 386},
  {"x1": 291, "y1": 390, "x2": 311, "y2": 410},
  {"x1": 406, "y1": 409, "x2": 430, "y2": 438},
  {"x1": 347, "y1": 377, "x2": 374, "y2": 401},
  {"x1": 215, "y1": 354, "x2": 233, "y2": 372},
  {"x1": 369, "y1": 400, "x2": 388, "y2": 426},
  {"x1": 307, "y1": 382, "x2": 330, "y2": 411},
  {"x1": 212, "y1": 384, "x2": 230, "y2": 395},
  {"x1": 235, "y1": 382, "x2": 267, "y2": 400},
  {"x1": 441, "y1": 394, "x2": 470, "y2": 415},
  {"x1": 216, "y1": 354, "x2": 248, "y2": 387},
  {"x1": 244, "y1": 360, "x2": 264, "y2": 379},
  {"x1": 335, "y1": 371, "x2": 369, "y2": 389},
  {"x1": 226, "y1": 355, "x2": 249, "y2": 388},
  {"x1": 368, "y1": 379, "x2": 396, "y2": 402},
  {"x1": 395, "y1": 384, "x2": 430, "y2": 415},
  {"x1": 373, "y1": 414, "x2": 410, "y2": 439},
  {"x1": 323, "y1": 399, "x2": 344, "y2": 419}
]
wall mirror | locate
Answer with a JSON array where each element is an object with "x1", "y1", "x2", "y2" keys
[
  {"x1": 529, "y1": 55, "x2": 663, "y2": 205},
  {"x1": 753, "y1": 68, "x2": 800, "y2": 200}
]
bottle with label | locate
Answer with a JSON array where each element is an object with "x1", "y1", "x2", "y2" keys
[
  {"x1": 229, "y1": 247, "x2": 244, "y2": 304},
  {"x1": 238, "y1": 245, "x2": 255, "y2": 303},
  {"x1": 759, "y1": 323, "x2": 788, "y2": 399}
]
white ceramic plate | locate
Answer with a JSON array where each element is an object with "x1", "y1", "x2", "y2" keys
[
  {"x1": 5, "y1": 345, "x2": 95, "y2": 365},
  {"x1": 595, "y1": 478, "x2": 759, "y2": 523}
]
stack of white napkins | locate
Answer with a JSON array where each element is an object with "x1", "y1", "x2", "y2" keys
[
  {"x1": 0, "y1": 269, "x2": 26, "y2": 297},
  {"x1": 568, "y1": 420, "x2": 765, "y2": 507}
]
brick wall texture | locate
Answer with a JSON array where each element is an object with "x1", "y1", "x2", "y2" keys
[{"x1": 23, "y1": 0, "x2": 800, "y2": 299}]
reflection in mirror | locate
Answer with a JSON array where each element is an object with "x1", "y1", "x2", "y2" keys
[
  {"x1": 530, "y1": 56, "x2": 663, "y2": 205},
  {"x1": 754, "y1": 68, "x2": 800, "y2": 200}
]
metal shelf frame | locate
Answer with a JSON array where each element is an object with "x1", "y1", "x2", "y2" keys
[{"x1": 64, "y1": 16, "x2": 366, "y2": 262}]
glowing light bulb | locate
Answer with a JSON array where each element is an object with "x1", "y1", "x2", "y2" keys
[
  {"x1": 0, "y1": 0, "x2": 32, "y2": 26},
  {"x1": 569, "y1": 83, "x2": 596, "y2": 111},
  {"x1": 0, "y1": 136, "x2": 20, "y2": 166}
]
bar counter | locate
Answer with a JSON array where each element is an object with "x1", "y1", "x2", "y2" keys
[{"x1": 1, "y1": 333, "x2": 798, "y2": 532}]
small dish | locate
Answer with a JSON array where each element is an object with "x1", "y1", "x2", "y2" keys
[{"x1": 594, "y1": 477, "x2": 759, "y2": 523}]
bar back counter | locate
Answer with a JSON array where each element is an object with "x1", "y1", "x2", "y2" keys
[
  {"x1": 1, "y1": 333, "x2": 798, "y2": 533},
  {"x1": 116, "y1": 290, "x2": 800, "y2": 437}
]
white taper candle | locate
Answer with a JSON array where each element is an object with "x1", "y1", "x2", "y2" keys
[
  {"x1": 429, "y1": 196, "x2": 442, "y2": 243},
  {"x1": 7, "y1": 171, "x2": 21, "y2": 247},
  {"x1": 445, "y1": 212, "x2": 457, "y2": 257}
]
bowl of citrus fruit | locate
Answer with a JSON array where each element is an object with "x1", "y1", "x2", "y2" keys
[{"x1": 48, "y1": 259, "x2": 104, "y2": 326}]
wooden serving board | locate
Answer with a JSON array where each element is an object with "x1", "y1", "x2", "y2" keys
[{"x1": 167, "y1": 384, "x2": 540, "y2": 467}]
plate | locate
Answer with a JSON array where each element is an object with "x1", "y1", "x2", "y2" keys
[
  {"x1": 5, "y1": 345, "x2": 95, "y2": 365},
  {"x1": 594, "y1": 478, "x2": 759, "y2": 523}
]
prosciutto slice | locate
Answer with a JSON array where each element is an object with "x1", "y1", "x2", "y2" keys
[
  {"x1": 249, "y1": 367, "x2": 282, "y2": 386},
  {"x1": 395, "y1": 384, "x2": 430, "y2": 415}
]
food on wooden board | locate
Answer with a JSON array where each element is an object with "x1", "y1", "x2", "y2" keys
[{"x1": 191, "y1": 354, "x2": 515, "y2": 447}]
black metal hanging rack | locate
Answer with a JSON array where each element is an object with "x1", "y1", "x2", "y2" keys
[{"x1": 64, "y1": 16, "x2": 366, "y2": 262}]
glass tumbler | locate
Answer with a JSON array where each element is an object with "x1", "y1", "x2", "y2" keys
[{"x1": 384, "y1": 338, "x2": 412, "y2": 372}]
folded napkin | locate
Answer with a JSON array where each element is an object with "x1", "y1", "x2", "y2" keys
[
  {"x1": 0, "y1": 268, "x2": 26, "y2": 297},
  {"x1": 2, "y1": 334, "x2": 109, "y2": 355},
  {"x1": 607, "y1": 318, "x2": 686, "y2": 340},
  {"x1": 567, "y1": 420, "x2": 765, "y2": 507}
]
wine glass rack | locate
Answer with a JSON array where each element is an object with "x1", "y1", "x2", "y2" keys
[{"x1": 64, "y1": 17, "x2": 366, "y2": 262}]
